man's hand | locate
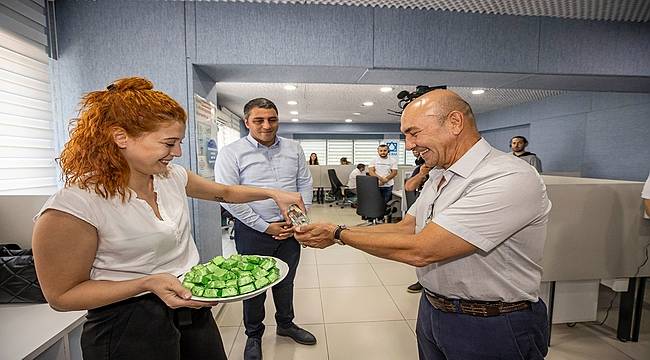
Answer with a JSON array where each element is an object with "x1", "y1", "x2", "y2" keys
[
  {"x1": 266, "y1": 222, "x2": 294, "y2": 240},
  {"x1": 294, "y1": 223, "x2": 337, "y2": 249},
  {"x1": 378, "y1": 176, "x2": 387, "y2": 186},
  {"x1": 270, "y1": 190, "x2": 306, "y2": 221}
]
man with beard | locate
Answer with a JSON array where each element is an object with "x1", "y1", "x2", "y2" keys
[{"x1": 510, "y1": 136, "x2": 542, "y2": 173}]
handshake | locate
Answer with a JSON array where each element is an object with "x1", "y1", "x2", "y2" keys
[{"x1": 266, "y1": 204, "x2": 341, "y2": 249}]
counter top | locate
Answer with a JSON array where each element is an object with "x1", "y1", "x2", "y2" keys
[{"x1": 0, "y1": 303, "x2": 86, "y2": 360}]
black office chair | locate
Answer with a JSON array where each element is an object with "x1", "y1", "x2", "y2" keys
[
  {"x1": 327, "y1": 169, "x2": 353, "y2": 208},
  {"x1": 355, "y1": 175, "x2": 400, "y2": 224}
]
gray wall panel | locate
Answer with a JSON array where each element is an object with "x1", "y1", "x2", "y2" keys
[
  {"x1": 54, "y1": 0, "x2": 189, "y2": 167},
  {"x1": 539, "y1": 18, "x2": 650, "y2": 76},
  {"x1": 477, "y1": 92, "x2": 650, "y2": 181},
  {"x1": 583, "y1": 103, "x2": 650, "y2": 181},
  {"x1": 530, "y1": 114, "x2": 586, "y2": 173},
  {"x1": 195, "y1": 3, "x2": 373, "y2": 67},
  {"x1": 373, "y1": 8, "x2": 539, "y2": 73}
]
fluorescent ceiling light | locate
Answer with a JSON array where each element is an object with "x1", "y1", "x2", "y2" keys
[
  {"x1": 290, "y1": 111, "x2": 299, "y2": 115},
  {"x1": 471, "y1": 89, "x2": 485, "y2": 95},
  {"x1": 362, "y1": 101, "x2": 374, "y2": 107},
  {"x1": 345, "y1": 119, "x2": 353, "y2": 123},
  {"x1": 353, "y1": 112, "x2": 361, "y2": 116},
  {"x1": 284, "y1": 85, "x2": 297, "y2": 91},
  {"x1": 287, "y1": 100, "x2": 297, "y2": 105},
  {"x1": 291, "y1": 118, "x2": 299, "y2": 122},
  {"x1": 380, "y1": 87, "x2": 393, "y2": 93}
]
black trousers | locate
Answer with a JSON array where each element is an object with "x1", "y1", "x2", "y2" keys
[
  {"x1": 81, "y1": 293, "x2": 227, "y2": 360},
  {"x1": 234, "y1": 219, "x2": 301, "y2": 339}
]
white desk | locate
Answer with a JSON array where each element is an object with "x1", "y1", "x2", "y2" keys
[{"x1": 0, "y1": 303, "x2": 86, "y2": 360}]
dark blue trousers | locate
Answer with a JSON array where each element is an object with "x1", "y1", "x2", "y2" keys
[
  {"x1": 416, "y1": 294, "x2": 549, "y2": 360},
  {"x1": 379, "y1": 185, "x2": 393, "y2": 204},
  {"x1": 234, "y1": 220, "x2": 300, "y2": 339}
]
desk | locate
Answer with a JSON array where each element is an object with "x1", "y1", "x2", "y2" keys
[
  {"x1": 0, "y1": 303, "x2": 86, "y2": 360},
  {"x1": 540, "y1": 175, "x2": 649, "y2": 343}
]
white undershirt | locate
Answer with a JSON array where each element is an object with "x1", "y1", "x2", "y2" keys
[{"x1": 35, "y1": 164, "x2": 199, "y2": 281}]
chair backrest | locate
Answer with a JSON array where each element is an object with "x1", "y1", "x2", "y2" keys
[
  {"x1": 355, "y1": 175, "x2": 386, "y2": 219},
  {"x1": 327, "y1": 169, "x2": 344, "y2": 196}
]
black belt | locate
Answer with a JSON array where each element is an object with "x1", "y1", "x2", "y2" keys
[{"x1": 424, "y1": 290, "x2": 530, "y2": 317}]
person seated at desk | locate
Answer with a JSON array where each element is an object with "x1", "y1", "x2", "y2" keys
[
  {"x1": 309, "y1": 152, "x2": 319, "y2": 165},
  {"x1": 346, "y1": 164, "x2": 366, "y2": 204},
  {"x1": 340, "y1": 157, "x2": 351, "y2": 165}
]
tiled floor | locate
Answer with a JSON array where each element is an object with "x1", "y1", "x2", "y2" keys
[{"x1": 215, "y1": 204, "x2": 650, "y2": 359}]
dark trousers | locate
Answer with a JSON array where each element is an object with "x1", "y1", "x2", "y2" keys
[
  {"x1": 416, "y1": 294, "x2": 549, "y2": 360},
  {"x1": 234, "y1": 219, "x2": 301, "y2": 339},
  {"x1": 81, "y1": 294, "x2": 226, "y2": 360},
  {"x1": 379, "y1": 185, "x2": 393, "y2": 204}
]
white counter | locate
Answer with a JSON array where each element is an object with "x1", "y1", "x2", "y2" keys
[{"x1": 0, "y1": 303, "x2": 86, "y2": 360}]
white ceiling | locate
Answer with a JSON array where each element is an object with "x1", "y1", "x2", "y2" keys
[
  {"x1": 216, "y1": 82, "x2": 565, "y2": 123},
  {"x1": 204, "y1": 0, "x2": 650, "y2": 22}
]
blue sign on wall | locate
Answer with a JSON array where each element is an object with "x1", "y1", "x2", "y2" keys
[{"x1": 385, "y1": 140, "x2": 398, "y2": 156}]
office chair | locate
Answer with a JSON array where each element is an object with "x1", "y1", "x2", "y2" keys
[
  {"x1": 355, "y1": 175, "x2": 400, "y2": 225},
  {"x1": 327, "y1": 169, "x2": 353, "y2": 208}
]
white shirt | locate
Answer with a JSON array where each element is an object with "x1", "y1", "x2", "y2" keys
[
  {"x1": 408, "y1": 138, "x2": 552, "y2": 302},
  {"x1": 369, "y1": 156, "x2": 398, "y2": 187},
  {"x1": 35, "y1": 164, "x2": 199, "y2": 281},
  {"x1": 347, "y1": 168, "x2": 363, "y2": 189},
  {"x1": 642, "y1": 172, "x2": 650, "y2": 199}
]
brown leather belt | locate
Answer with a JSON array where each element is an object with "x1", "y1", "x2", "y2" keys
[{"x1": 424, "y1": 290, "x2": 530, "y2": 317}]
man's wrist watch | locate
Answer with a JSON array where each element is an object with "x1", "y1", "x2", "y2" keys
[{"x1": 333, "y1": 224, "x2": 348, "y2": 245}]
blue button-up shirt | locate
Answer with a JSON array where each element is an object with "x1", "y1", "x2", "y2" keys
[{"x1": 214, "y1": 134, "x2": 313, "y2": 233}]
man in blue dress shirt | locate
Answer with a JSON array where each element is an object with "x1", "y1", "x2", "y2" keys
[{"x1": 215, "y1": 98, "x2": 315, "y2": 360}]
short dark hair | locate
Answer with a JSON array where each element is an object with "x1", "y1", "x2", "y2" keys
[
  {"x1": 357, "y1": 163, "x2": 365, "y2": 170},
  {"x1": 244, "y1": 98, "x2": 278, "y2": 120},
  {"x1": 511, "y1": 136, "x2": 528, "y2": 145},
  {"x1": 378, "y1": 144, "x2": 389, "y2": 149}
]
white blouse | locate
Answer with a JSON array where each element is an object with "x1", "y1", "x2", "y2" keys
[{"x1": 35, "y1": 164, "x2": 199, "y2": 281}]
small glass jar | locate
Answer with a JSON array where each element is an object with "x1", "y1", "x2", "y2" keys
[{"x1": 287, "y1": 204, "x2": 310, "y2": 226}]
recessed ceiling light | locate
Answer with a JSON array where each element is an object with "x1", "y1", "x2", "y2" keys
[
  {"x1": 345, "y1": 119, "x2": 353, "y2": 123},
  {"x1": 284, "y1": 85, "x2": 297, "y2": 91},
  {"x1": 471, "y1": 89, "x2": 485, "y2": 95},
  {"x1": 291, "y1": 118, "x2": 299, "y2": 122},
  {"x1": 362, "y1": 101, "x2": 374, "y2": 107},
  {"x1": 287, "y1": 100, "x2": 297, "y2": 105},
  {"x1": 380, "y1": 87, "x2": 393, "y2": 93},
  {"x1": 353, "y1": 112, "x2": 361, "y2": 116},
  {"x1": 290, "y1": 111, "x2": 299, "y2": 115}
]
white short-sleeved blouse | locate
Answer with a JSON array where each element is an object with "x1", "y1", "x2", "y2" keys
[{"x1": 35, "y1": 164, "x2": 199, "y2": 281}]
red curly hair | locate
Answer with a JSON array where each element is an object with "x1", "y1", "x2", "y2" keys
[{"x1": 59, "y1": 77, "x2": 186, "y2": 201}]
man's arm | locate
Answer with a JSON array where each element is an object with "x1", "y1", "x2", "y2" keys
[
  {"x1": 404, "y1": 166, "x2": 430, "y2": 191},
  {"x1": 644, "y1": 199, "x2": 650, "y2": 217},
  {"x1": 532, "y1": 156, "x2": 542, "y2": 173},
  {"x1": 214, "y1": 147, "x2": 270, "y2": 233},
  {"x1": 385, "y1": 169, "x2": 398, "y2": 181},
  {"x1": 296, "y1": 219, "x2": 475, "y2": 267},
  {"x1": 295, "y1": 144, "x2": 314, "y2": 207},
  {"x1": 368, "y1": 167, "x2": 378, "y2": 177}
]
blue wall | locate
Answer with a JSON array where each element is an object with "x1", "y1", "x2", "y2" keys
[
  {"x1": 477, "y1": 92, "x2": 650, "y2": 181},
  {"x1": 50, "y1": 0, "x2": 650, "y2": 259}
]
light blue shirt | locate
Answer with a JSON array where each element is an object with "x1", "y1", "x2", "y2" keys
[{"x1": 215, "y1": 134, "x2": 313, "y2": 233}]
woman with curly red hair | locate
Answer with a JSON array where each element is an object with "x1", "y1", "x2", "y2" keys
[{"x1": 32, "y1": 77, "x2": 305, "y2": 359}]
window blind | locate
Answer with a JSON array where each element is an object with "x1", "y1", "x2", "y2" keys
[
  {"x1": 326, "y1": 139, "x2": 353, "y2": 165},
  {"x1": 0, "y1": 0, "x2": 56, "y2": 195}
]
